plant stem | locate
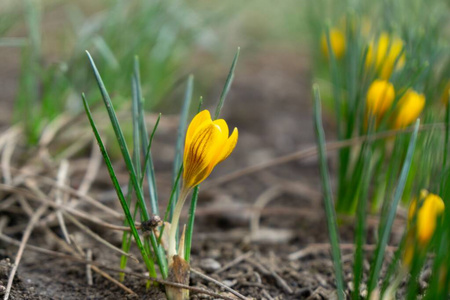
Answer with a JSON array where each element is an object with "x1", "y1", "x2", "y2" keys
[{"x1": 168, "y1": 186, "x2": 190, "y2": 260}]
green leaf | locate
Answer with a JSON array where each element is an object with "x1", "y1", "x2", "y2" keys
[
  {"x1": 171, "y1": 75, "x2": 194, "y2": 219},
  {"x1": 184, "y1": 186, "x2": 199, "y2": 263},
  {"x1": 81, "y1": 93, "x2": 156, "y2": 277},
  {"x1": 85, "y1": 51, "x2": 168, "y2": 278},
  {"x1": 214, "y1": 47, "x2": 240, "y2": 120},
  {"x1": 313, "y1": 85, "x2": 345, "y2": 300},
  {"x1": 367, "y1": 120, "x2": 420, "y2": 296}
]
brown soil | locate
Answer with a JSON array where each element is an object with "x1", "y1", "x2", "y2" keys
[{"x1": 0, "y1": 48, "x2": 405, "y2": 299}]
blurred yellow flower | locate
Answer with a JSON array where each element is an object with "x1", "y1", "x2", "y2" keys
[
  {"x1": 404, "y1": 190, "x2": 445, "y2": 266},
  {"x1": 321, "y1": 29, "x2": 346, "y2": 60},
  {"x1": 366, "y1": 33, "x2": 405, "y2": 79},
  {"x1": 414, "y1": 192, "x2": 445, "y2": 244},
  {"x1": 366, "y1": 79, "x2": 395, "y2": 118},
  {"x1": 441, "y1": 81, "x2": 450, "y2": 105},
  {"x1": 183, "y1": 110, "x2": 238, "y2": 189},
  {"x1": 393, "y1": 89, "x2": 425, "y2": 128}
]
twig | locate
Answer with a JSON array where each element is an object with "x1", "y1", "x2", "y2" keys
[
  {"x1": 16, "y1": 196, "x2": 34, "y2": 217},
  {"x1": 3, "y1": 204, "x2": 48, "y2": 300},
  {"x1": 71, "y1": 235, "x2": 137, "y2": 296},
  {"x1": 54, "y1": 134, "x2": 92, "y2": 161},
  {"x1": 7, "y1": 166, "x2": 121, "y2": 218},
  {"x1": 39, "y1": 115, "x2": 73, "y2": 148},
  {"x1": 0, "y1": 233, "x2": 241, "y2": 300},
  {"x1": 191, "y1": 268, "x2": 250, "y2": 300},
  {"x1": 0, "y1": 216, "x2": 8, "y2": 233},
  {"x1": 56, "y1": 160, "x2": 71, "y2": 244},
  {"x1": 76, "y1": 140, "x2": 102, "y2": 196},
  {"x1": 0, "y1": 183, "x2": 134, "y2": 232},
  {"x1": 214, "y1": 251, "x2": 254, "y2": 274},
  {"x1": 86, "y1": 249, "x2": 93, "y2": 286},
  {"x1": 288, "y1": 243, "x2": 398, "y2": 260},
  {"x1": 1, "y1": 135, "x2": 16, "y2": 184},
  {"x1": 64, "y1": 212, "x2": 139, "y2": 263},
  {"x1": 245, "y1": 257, "x2": 293, "y2": 294},
  {"x1": 268, "y1": 267, "x2": 293, "y2": 294},
  {"x1": 204, "y1": 123, "x2": 448, "y2": 188},
  {"x1": 0, "y1": 127, "x2": 21, "y2": 151},
  {"x1": 0, "y1": 197, "x2": 17, "y2": 211},
  {"x1": 92, "y1": 264, "x2": 137, "y2": 295},
  {"x1": 262, "y1": 289, "x2": 275, "y2": 300},
  {"x1": 251, "y1": 186, "x2": 282, "y2": 235}
]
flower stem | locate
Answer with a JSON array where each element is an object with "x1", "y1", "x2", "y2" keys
[{"x1": 168, "y1": 186, "x2": 190, "y2": 261}]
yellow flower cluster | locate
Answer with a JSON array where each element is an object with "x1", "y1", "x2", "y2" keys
[
  {"x1": 366, "y1": 33, "x2": 405, "y2": 79},
  {"x1": 366, "y1": 80, "x2": 425, "y2": 128},
  {"x1": 321, "y1": 27, "x2": 406, "y2": 80}
]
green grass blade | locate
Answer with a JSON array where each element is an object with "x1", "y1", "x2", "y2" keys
[
  {"x1": 86, "y1": 50, "x2": 149, "y2": 219},
  {"x1": 85, "y1": 51, "x2": 168, "y2": 278},
  {"x1": 171, "y1": 75, "x2": 194, "y2": 218},
  {"x1": 119, "y1": 177, "x2": 138, "y2": 281},
  {"x1": 120, "y1": 197, "x2": 142, "y2": 282},
  {"x1": 134, "y1": 57, "x2": 159, "y2": 216},
  {"x1": 352, "y1": 143, "x2": 373, "y2": 299},
  {"x1": 158, "y1": 166, "x2": 183, "y2": 245},
  {"x1": 132, "y1": 71, "x2": 142, "y2": 191},
  {"x1": 197, "y1": 96, "x2": 204, "y2": 112},
  {"x1": 367, "y1": 120, "x2": 420, "y2": 296},
  {"x1": 444, "y1": 100, "x2": 450, "y2": 167},
  {"x1": 81, "y1": 93, "x2": 156, "y2": 277},
  {"x1": 214, "y1": 47, "x2": 240, "y2": 120},
  {"x1": 313, "y1": 85, "x2": 345, "y2": 300},
  {"x1": 118, "y1": 63, "x2": 152, "y2": 282},
  {"x1": 141, "y1": 113, "x2": 161, "y2": 187},
  {"x1": 184, "y1": 185, "x2": 199, "y2": 263},
  {"x1": 380, "y1": 236, "x2": 406, "y2": 295}
]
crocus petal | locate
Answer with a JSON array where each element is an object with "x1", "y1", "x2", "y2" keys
[
  {"x1": 183, "y1": 123, "x2": 223, "y2": 188},
  {"x1": 394, "y1": 90, "x2": 425, "y2": 128},
  {"x1": 182, "y1": 110, "x2": 238, "y2": 189},
  {"x1": 417, "y1": 194, "x2": 445, "y2": 244},
  {"x1": 216, "y1": 127, "x2": 238, "y2": 164},
  {"x1": 366, "y1": 32, "x2": 405, "y2": 79},
  {"x1": 185, "y1": 110, "x2": 212, "y2": 151},
  {"x1": 366, "y1": 79, "x2": 395, "y2": 116},
  {"x1": 320, "y1": 28, "x2": 346, "y2": 60},
  {"x1": 213, "y1": 119, "x2": 229, "y2": 138}
]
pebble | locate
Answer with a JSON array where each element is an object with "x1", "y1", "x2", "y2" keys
[
  {"x1": 199, "y1": 258, "x2": 221, "y2": 272},
  {"x1": 222, "y1": 279, "x2": 237, "y2": 287}
]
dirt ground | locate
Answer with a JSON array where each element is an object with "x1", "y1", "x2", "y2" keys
[{"x1": 0, "y1": 48, "x2": 406, "y2": 299}]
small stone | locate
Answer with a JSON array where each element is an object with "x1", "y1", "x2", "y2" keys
[
  {"x1": 199, "y1": 258, "x2": 221, "y2": 272},
  {"x1": 207, "y1": 249, "x2": 221, "y2": 259},
  {"x1": 222, "y1": 280, "x2": 237, "y2": 287}
]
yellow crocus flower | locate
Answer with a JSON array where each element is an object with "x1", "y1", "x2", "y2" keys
[
  {"x1": 415, "y1": 193, "x2": 445, "y2": 244},
  {"x1": 366, "y1": 33, "x2": 405, "y2": 79},
  {"x1": 366, "y1": 79, "x2": 395, "y2": 118},
  {"x1": 182, "y1": 109, "x2": 238, "y2": 189},
  {"x1": 404, "y1": 190, "x2": 445, "y2": 266},
  {"x1": 167, "y1": 110, "x2": 238, "y2": 295},
  {"x1": 393, "y1": 89, "x2": 425, "y2": 129},
  {"x1": 321, "y1": 28, "x2": 346, "y2": 60}
]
